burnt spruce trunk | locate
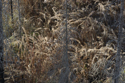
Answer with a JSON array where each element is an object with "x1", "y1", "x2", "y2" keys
[
  {"x1": 114, "y1": 0, "x2": 124, "y2": 83},
  {"x1": 0, "y1": 0, "x2": 4, "y2": 82},
  {"x1": 10, "y1": 0, "x2": 13, "y2": 24}
]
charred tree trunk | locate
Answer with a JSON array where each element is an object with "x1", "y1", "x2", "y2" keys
[
  {"x1": 0, "y1": 0, "x2": 4, "y2": 82},
  {"x1": 10, "y1": 0, "x2": 13, "y2": 24},
  {"x1": 114, "y1": 0, "x2": 124, "y2": 83},
  {"x1": 58, "y1": 0, "x2": 70, "y2": 83}
]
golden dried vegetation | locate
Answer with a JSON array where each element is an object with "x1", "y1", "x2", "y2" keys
[{"x1": 3, "y1": 0, "x2": 125, "y2": 83}]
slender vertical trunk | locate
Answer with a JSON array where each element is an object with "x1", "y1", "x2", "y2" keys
[
  {"x1": 58, "y1": 0, "x2": 70, "y2": 83},
  {"x1": 17, "y1": 0, "x2": 21, "y2": 38},
  {"x1": 0, "y1": 0, "x2": 4, "y2": 82},
  {"x1": 10, "y1": 0, "x2": 13, "y2": 24},
  {"x1": 114, "y1": 0, "x2": 124, "y2": 83}
]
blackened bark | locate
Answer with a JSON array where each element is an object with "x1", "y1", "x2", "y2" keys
[
  {"x1": 114, "y1": 0, "x2": 124, "y2": 83},
  {"x1": 10, "y1": 0, "x2": 13, "y2": 24},
  {"x1": 0, "y1": 0, "x2": 4, "y2": 82}
]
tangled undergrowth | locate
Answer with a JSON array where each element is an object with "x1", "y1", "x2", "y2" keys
[{"x1": 3, "y1": 0, "x2": 125, "y2": 83}]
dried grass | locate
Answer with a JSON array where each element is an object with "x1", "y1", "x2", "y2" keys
[{"x1": 4, "y1": 0, "x2": 125, "y2": 83}]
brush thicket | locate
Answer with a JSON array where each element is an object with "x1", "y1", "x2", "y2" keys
[{"x1": 4, "y1": 0, "x2": 125, "y2": 82}]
